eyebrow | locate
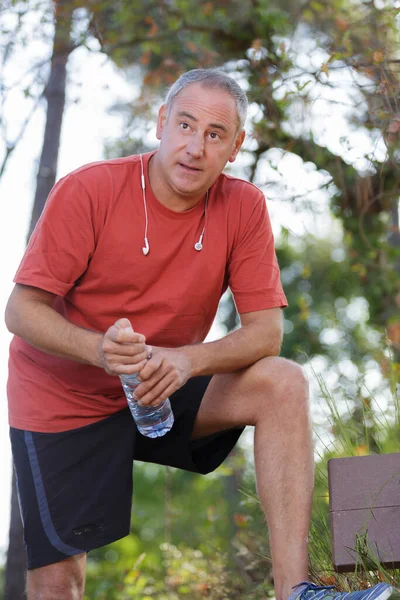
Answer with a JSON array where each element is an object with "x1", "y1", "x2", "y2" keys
[{"x1": 176, "y1": 110, "x2": 228, "y2": 133}]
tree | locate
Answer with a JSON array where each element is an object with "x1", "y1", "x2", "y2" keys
[
  {"x1": 250, "y1": 0, "x2": 400, "y2": 360},
  {"x1": 4, "y1": 2, "x2": 74, "y2": 596}
]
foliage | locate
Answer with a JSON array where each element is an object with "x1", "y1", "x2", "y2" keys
[
  {"x1": 85, "y1": 456, "x2": 273, "y2": 599},
  {"x1": 85, "y1": 463, "x2": 230, "y2": 597},
  {"x1": 281, "y1": 0, "x2": 400, "y2": 358},
  {"x1": 86, "y1": 538, "x2": 273, "y2": 599},
  {"x1": 277, "y1": 230, "x2": 379, "y2": 362}
]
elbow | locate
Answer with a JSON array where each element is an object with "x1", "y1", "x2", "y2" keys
[
  {"x1": 4, "y1": 285, "x2": 30, "y2": 336},
  {"x1": 4, "y1": 297, "x2": 19, "y2": 335},
  {"x1": 259, "y1": 334, "x2": 282, "y2": 358},
  {"x1": 267, "y1": 324, "x2": 284, "y2": 357},
  {"x1": 269, "y1": 338, "x2": 282, "y2": 357},
  {"x1": 5, "y1": 284, "x2": 57, "y2": 338}
]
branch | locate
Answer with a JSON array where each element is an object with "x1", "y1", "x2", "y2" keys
[
  {"x1": 0, "y1": 56, "x2": 50, "y2": 99},
  {"x1": 92, "y1": 28, "x2": 182, "y2": 52},
  {"x1": 0, "y1": 91, "x2": 43, "y2": 180},
  {"x1": 93, "y1": 17, "x2": 248, "y2": 54}
]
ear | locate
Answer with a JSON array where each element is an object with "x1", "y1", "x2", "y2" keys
[
  {"x1": 228, "y1": 129, "x2": 246, "y2": 163},
  {"x1": 156, "y1": 104, "x2": 168, "y2": 140}
]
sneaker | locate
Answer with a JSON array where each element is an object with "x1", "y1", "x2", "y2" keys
[{"x1": 290, "y1": 581, "x2": 394, "y2": 600}]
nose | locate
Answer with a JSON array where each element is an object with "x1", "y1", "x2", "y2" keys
[{"x1": 186, "y1": 134, "x2": 204, "y2": 158}]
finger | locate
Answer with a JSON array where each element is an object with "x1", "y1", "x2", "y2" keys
[
  {"x1": 100, "y1": 344, "x2": 152, "y2": 376},
  {"x1": 107, "y1": 351, "x2": 150, "y2": 369},
  {"x1": 106, "y1": 323, "x2": 146, "y2": 344},
  {"x1": 135, "y1": 373, "x2": 176, "y2": 404},
  {"x1": 105, "y1": 325, "x2": 144, "y2": 344},
  {"x1": 102, "y1": 332, "x2": 150, "y2": 354},
  {"x1": 114, "y1": 318, "x2": 133, "y2": 330},
  {"x1": 115, "y1": 357, "x2": 150, "y2": 376},
  {"x1": 134, "y1": 364, "x2": 166, "y2": 397},
  {"x1": 101, "y1": 344, "x2": 149, "y2": 363},
  {"x1": 136, "y1": 373, "x2": 176, "y2": 406},
  {"x1": 136, "y1": 354, "x2": 165, "y2": 381},
  {"x1": 118, "y1": 345, "x2": 153, "y2": 371},
  {"x1": 116, "y1": 344, "x2": 152, "y2": 360},
  {"x1": 109, "y1": 344, "x2": 151, "y2": 372}
]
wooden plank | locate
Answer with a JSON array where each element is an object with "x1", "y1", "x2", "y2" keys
[
  {"x1": 328, "y1": 454, "x2": 400, "y2": 571},
  {"x1": 330, "y1": 506, "x2": 400, "y2": 572},
  {"x1": 328, "y1": 454, "x2": 400, "y2": 511}
]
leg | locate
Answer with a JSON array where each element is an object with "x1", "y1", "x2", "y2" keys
[
  {"x1": 192, "y1": 357, "x2": 313, "y2": 600},
  {"x1": 27, "y1": 553, "x2": 86, "y2": 600},
  {"x1": 9, "y1": 412, "x2": 136, "y2": 600}
]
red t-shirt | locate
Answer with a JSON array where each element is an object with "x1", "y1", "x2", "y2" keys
[{"x1": 8, "y1": 150, "x2": 287, "y2": 432}]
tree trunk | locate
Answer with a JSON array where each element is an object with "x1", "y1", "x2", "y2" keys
[
  {"x1": 27, "y1": 0, "x2": 74, "y2": 240},
  {"x1": 3, "y1": 471, "x2": 26, "y2": 600},
  {"x1": 5, "y1": 3, "x2": 74, "y2": 597}
]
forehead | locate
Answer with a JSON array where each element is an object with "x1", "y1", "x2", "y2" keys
[{"x1": 169, "y1": 82, "x2": 238, "y2": 129}]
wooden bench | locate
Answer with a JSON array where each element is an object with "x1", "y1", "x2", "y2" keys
[{"x1": 328, "y1": 453, "x2": 400, "y2": 572}]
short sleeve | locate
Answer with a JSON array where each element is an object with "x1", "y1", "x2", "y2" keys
[
  {"x1": 14, "y1": 174, "x2": 96, "y2": 296},
  {"x1": 228, "y1": 192, "x2": 288, "y2": 314}
]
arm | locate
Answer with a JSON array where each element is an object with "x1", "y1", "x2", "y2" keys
[
  {"x1": 5, "y1": 283, "x2": 151, "y2": 373},
  {"x1": 133, "y1": 307, "x2": 283, "y2": 405},
  {"x1": 184, "y1": 307, "x2": 283, "y2": 376}
]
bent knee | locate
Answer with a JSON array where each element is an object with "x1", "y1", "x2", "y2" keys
[
  {"x1": 248, "y1": 356, "x2": 309, "y2": 406},
  {"x1": 276, "y1": 357, "x2": 308, "y2": 394}
]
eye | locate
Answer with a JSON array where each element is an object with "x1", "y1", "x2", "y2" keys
[
  {"x1": 209, "y1": 132, "x2": 220, "y2": 140},
  {"x1": 180, "y1": 122, "x2": 190, "y2": 131}
]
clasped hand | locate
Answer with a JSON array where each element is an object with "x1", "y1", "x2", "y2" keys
[{"x1": 99, "y1": 318, "x2": 192, "y2": 406}]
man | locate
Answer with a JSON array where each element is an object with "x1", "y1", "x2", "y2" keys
[{"x1": 5, "y1": 69, "x2": 393, "y2": 600}]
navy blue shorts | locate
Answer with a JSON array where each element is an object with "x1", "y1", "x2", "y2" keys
[{"x1": 10, "y1": 375, "x2": 243, "y2": 569}]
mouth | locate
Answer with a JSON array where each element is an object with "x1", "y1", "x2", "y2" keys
[{"x1": 178, "y1": 162, "x2": 202, "y2": 172}]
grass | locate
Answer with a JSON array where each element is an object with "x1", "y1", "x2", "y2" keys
[{"x1": 308, "y1": 357, "x2": 400, "y2": 592}]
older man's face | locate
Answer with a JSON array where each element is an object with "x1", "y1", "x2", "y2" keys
[{"x1": 153, "y1": 82, "x2": 245, "y2": 209}]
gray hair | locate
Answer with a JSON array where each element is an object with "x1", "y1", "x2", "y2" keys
[{"x1": 165, "y1": 68, "x2": 248, "y2": 130}]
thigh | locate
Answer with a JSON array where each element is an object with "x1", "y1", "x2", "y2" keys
[
  {"x1": 192, "y1": 356, "x2": 301, "y2": 438},
  {"x1": 134, "y1": 375, "x2": 243, "y2": 475},
  {"x1": 10, "y1": 409, "x2": 136, "y2": 570}
]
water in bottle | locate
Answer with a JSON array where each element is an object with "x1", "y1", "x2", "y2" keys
[{"x1": 120, "y1": 373, "x2": 174, "y2": 438}]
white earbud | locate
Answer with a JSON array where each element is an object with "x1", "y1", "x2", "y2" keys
[
  {"x1": 142, "y1": 237, "x2": 150, "y2": 256},
  {"x1": 194, "y1": 231, "x2": 204, "y2": 251}
]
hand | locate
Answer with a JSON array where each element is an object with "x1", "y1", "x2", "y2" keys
[
  {"x1": 132, "y1": 347, "x2": 193, "y2": 406},
  {"x1": 98, "y1": 318, "x2": 152, "y2": 376}
]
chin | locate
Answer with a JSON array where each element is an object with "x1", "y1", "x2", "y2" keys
[{"x1": 172, "y1": 178, "x2": 202, "y2": 195}]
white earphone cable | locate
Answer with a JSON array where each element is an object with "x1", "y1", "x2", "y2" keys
[
  {"x1": 139, "y1": 154, "x2": 150, "y2": 256},
  {"x1": 194, "y1": 192, "x2": 208, "y2": 251},
  {"x1": 139, "y1": 153, "x2": 207, "y2": 255}
]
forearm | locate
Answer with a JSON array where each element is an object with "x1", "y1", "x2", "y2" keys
[
  {"x1": 111, "y1": 309, "x2": 284, "y2": 406},
  {"x1": 5, "y1": 286, "x2": 102, "y2": 366},
  {"x1": 182, "y1": 316, "x2": 283, "y2": 377}
]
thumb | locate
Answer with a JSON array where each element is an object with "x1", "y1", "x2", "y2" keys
[{"x1": 114, "y1": 318, "x2": 133, "y2": 332}]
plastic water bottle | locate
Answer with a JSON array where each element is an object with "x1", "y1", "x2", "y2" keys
[{"x1": 120, "y1": 373, "x2": 174, "y2": 438}]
